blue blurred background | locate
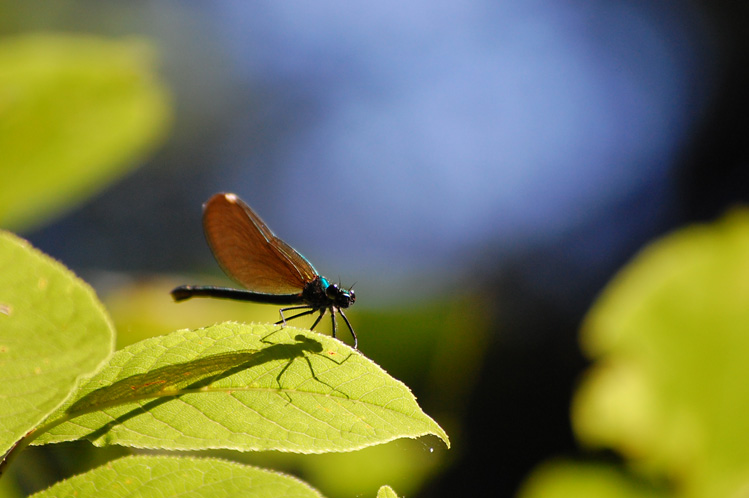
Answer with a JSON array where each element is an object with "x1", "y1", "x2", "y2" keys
[{"x1": 4, "y1": 0, "x2": 749, "y2": 496}]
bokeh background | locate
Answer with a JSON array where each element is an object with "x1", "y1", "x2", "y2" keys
[{"x1": 2, "y1": 1, "x2": 749, "y2": 497}]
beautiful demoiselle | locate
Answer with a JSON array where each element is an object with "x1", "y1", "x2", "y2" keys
[{"x1": 172, "y1": 193, "x2": 357, "y2": 347}]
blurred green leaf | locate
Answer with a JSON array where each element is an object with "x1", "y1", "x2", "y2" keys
[
  {"x1": 0, "y1": 231, "x2": 114, "y2": 456},
  {"x1": 30, "y1": 455, "x2": 324, "y2": 498},
  {"x1": 35, "y1": 322, "x2": 449, "y2": 453},
  {"x1": 517, "y1": 460, "x2": 668, "y2": 498},
  {"x1": 573, "y1": 209, "x2": 749, "y2": 497},
  {"x1": 0, "y1": 463, "x2": 24, "y2": 498},
  {"x1": 0, "y1": 33, "x2": 171, "y2": 231},
  {"x1": 298, "y1": 439, "x2": 444, "y2": 498},
  {"x1": 377, "y1": 485, "x2": 399, "y2": 498}
]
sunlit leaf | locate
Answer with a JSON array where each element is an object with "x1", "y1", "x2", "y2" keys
[
  {"x1": 30, "y1": 455, "x2": 324, "y2": 498},
  {"x1": 34, "y1": 322, "x2": 450, "y2": 453},
  {"x1": 0, "y1": 231, "x2": 114, "y2": 456},
  {"x1": 377, "y1": 485, "x2": 399, "y2": 498},
  {"x1": 0, "y1": 33, "x2": 171, "y2": 231},
  {"x1": 573, "y1": 209, "x2": 749, "y2": 497}
]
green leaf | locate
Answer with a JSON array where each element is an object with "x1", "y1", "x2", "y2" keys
[
  {"x1": 297, "y1": 439, "x2": 445, "y2": 497},
  {"x1": 30, "y1": 455, "x2": 324, "y2": 498},
  {"x1": 0, "y1": 33, "x2": 171, "y2": 231},
  {"x1": 517, "y1": 460, "x2": 668, "y2": 498},
  {"x1": 0, "y1": 231, "x2": 115, "y2": 456},
  {"x1": 35, "y1": 322, "x2": 450, "y2": 453},
  {"x1": 573, "y1": 209, "x2": 749, "y2": 497},
  {"x1": 377, "y1": 485, "x2": 400, "y2": 498}
]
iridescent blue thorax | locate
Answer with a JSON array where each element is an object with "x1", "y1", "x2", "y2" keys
[{"x1": 302, "y1": 276, "x2": 355, "y2": 311}]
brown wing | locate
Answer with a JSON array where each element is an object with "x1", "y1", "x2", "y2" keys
[{"x1": 202, "y1": 193, "x2": 318, "y2": 294}]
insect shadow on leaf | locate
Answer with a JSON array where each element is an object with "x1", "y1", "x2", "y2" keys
[
  {"x1": 63, "y1": 333, "x2": 352, "y2": 443},
  {"x1": 260, "y1": 330, "x2": 354, "y2": 402}
]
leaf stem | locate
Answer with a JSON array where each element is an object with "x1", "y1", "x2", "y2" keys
[
  {"x1": 0, "y1": 429, "x2": 35, "y2": 479},
  {"x1": 0, "y1": 409, "x2": 91, "y2": 479}
]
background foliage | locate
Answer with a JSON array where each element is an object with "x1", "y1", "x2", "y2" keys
[
  {"x1": 2, "y1": 1, "x2": 749, "y2": 497},
  {"x1": 0, "y1": 34, "x2": 170, "y2": 231},
  {"x1": 519, "y1": 210, "x2": 749, "y2": 497}
]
